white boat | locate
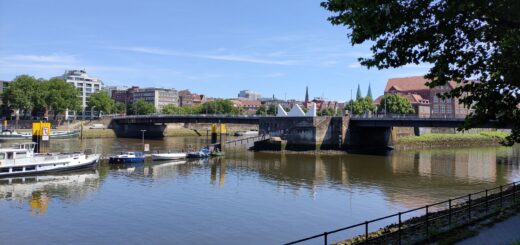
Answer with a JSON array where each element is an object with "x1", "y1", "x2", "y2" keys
[
  {"x1": 151, "y1": 152, "x2": 187, "y2": 161},
  {"x1": 234, "y1": 130, "x2": 259, "y2": 136},
  {"x1": 0, "y1": 142, "x2": 100, "y2": 177}
]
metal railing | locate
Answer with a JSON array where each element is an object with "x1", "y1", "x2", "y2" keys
[{"x1": 285, "y1": 181, "x2": 520, "y2": 245}]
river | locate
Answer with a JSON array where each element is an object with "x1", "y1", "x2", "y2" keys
[{"x1": 0, "y1": 137, "x2": 519, "y2": 244}]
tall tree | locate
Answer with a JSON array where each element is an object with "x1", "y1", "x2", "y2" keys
[
  {"x1": 356, "y1": 84, "x2": 362, "y2": 100},
  {"x1": 255, "y1": 105, "x2": 267, "y2": 115},
  {"x1": 322, "y1": 0, "x2": 520, "y2": 144},
  {"x1": 352, "y1": 97, "x2": 376, "y2": 115},
  {"x1": 43, "y1": 78, "x2": 81, "y2": 119},
  {"x1": 87, "y1": 91, "x2": 116, "y2": 115},
  {"x1": 201, "y1": 99, "x2": 240, "y2": 114},
  {"x1": 378, "y1": 94, "x2": 415, "y2": 114},
  {"x1": 2, "y1": 75, "x2": 42, "y2": 119},
  {"x1": 129, "y1": 99, "x2": 156, "y2": 115}
]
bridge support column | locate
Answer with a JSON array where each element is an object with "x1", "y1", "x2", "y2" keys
[{"x1": 110, "y1": 122, "x2": 167, "y2": 139}]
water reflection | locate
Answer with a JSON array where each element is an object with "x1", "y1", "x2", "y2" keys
[{"x1": 0, "y1": 170, "x2": 101, "y2": 215}]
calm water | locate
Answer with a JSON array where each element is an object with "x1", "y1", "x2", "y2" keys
[{"x1": 0, "y1": 137, "x2": 519, "y2": 244}]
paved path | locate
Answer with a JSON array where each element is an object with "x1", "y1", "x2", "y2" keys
[{"x1": 457, "y1": 214, "x2": 520, "y2": 245}]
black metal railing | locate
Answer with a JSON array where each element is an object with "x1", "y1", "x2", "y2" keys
[{"x1": 285, "y1": 181, "x2": 519, "y2": 245}]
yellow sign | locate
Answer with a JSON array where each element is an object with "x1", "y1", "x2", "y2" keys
[
  {"x1": 32, "y1": 122, "x2": 51, "y2": 141},
  {"x1": 220, "y1": 124, "x2": 226, "y2": 134}
]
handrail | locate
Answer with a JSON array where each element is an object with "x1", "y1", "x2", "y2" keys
[{"x1": 285, "y1": 181, "x2": 519, "y2": 245}]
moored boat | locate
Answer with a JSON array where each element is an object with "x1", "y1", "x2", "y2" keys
[
  {"x1": 234, "y1": 130, "x2": 259, "y2": 137},
  {"x1": 151, "y1": 152, "x2": 187, "y2": 161},
  {"x1": 186, "y1": 147, "x2": 210, "y2": 159},
  {"x1": 109, "y1": 152, "x2": 145, "y2": 163},
  {"x1": 0, "y1": 142, "x2": 100, "y2": 177},
  {"x1": 0, "y1": 129, "x2": 80, "y2": 141}
]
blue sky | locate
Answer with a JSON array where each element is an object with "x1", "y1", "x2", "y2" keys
[{"x1": 0, "y1": 0, "x2": 430, "y2": 101}]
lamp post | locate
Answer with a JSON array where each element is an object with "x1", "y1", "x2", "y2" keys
[{"x1": 140, "y1": 129, "x2": 146, "y2": 149}]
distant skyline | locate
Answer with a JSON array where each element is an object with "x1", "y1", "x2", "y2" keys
[{"x1": 0, "y1": 0, "x2": 431, "y2": 101}]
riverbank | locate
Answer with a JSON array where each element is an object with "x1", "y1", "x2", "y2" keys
[
  {"x1": 79, "y1": 127, "x2": 246, "y2": 139},
  {"x1": 394, "y1": 131, "x2": 509, "y2": 150}
]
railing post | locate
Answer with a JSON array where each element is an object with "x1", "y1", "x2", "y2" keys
[
  {"x1": 398, "y1": 212, "x2": 402, "y2": 245},
  {"x1": 365, "y1": 221, "x2": 369, "y2": 243},
  {"x1": 425, "y1": 205, "x2": 429, "y2": 237},
  {"x1": 485, "y1": 189, "x2": 489, "y2": 213},
  {"x1": 500, "y1": 185, "x2": 503, "y2": 208},
  {"x1": 324, "y1": 232, "x2": 328, "y2": 245},
  {"x1": 514, "y1": 182, "x2": 516, "y2": 203},
  {"x1": 468, "y1": 194, "x2": 472, "y2": 222},
  {"x1": 448, "y1": 199, "x2": 452, "y2": 227}
]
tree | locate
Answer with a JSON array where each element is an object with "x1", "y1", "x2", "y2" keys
[
  {"x1": 200, "y1": 99, "x2": 240, "y2": 114},
  {"x1": 318, "y1": 108, "x2": 337, "y2": 116},
  {"x1": 378, "y1": 94, "x2": 415, "y2": 114},
  {"x1": 87, "y1": 91, "x2": 115, "y2": 115},
  {"x1": 114, "y1": 102, "x2": 126, "y2": 114},
  {"x1": 2, "y1": 75, "x2": 41, "y2": 119},
  {"x1": 43, "y1": 78, "x2": 81, "y2": 119},
  {"x1": 129, "y1": 99, "x2": 156, "y2": 115},
  {"x1": 255, "y1": 105, "x2": 267, "y2": 115},
  {"x1": 163, "y1": 104, "x2": 186, "y2": 115},
  {"x1": 267, "y1": 104, "x2": 277, "y2": 115},
  {"x1": 321, "y1": 0, "x2": 520, "y2": 144},
  {"x1": 351, "y1": 97, "x2": 376, "y2": 115}
]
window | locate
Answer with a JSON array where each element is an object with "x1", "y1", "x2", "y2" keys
[{"x1": 433, "y1": 96, "x2": 438, "y2": 103}]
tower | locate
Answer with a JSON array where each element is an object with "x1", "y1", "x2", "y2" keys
[
  {"x1": 305, "y1": 86, "x2": 309, "y2": 107},
  {"x1": 356, "y1": 84, "x2": 362, "y2": 100}
]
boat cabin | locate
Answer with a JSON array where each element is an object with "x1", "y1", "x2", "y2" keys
[{"x1": 0, "y1": 143, "x2": 36, "y2": 161}]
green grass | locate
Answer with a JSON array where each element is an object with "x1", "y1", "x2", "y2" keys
[{"x1": 397, "y1": 131, "x2": 509, "y2": 145}]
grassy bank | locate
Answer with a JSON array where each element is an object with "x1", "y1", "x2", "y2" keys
[{"x1": 395, "y1": 131, "x2": 509, "y2": 150}]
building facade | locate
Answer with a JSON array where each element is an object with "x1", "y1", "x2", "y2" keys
[
  {"x1": 376, "y1": 76, "x2": 471, "y2": 118},
  {"x1": 61, "y1": 70, "x2": 103, "y2": 117},
  {"x1": 132, "y1": 88, "x2": 179, "y2": 112},
  {"x1": 178, "y1": 90, "x2": 194, "y2": 107},
  {"x1": 238, "y1": 90, "x2": 261, "y2": 101}
]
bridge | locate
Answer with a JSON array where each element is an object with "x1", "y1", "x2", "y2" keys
[{"x1": 109, "y1": 114, "x2": 510, "y2": 150}]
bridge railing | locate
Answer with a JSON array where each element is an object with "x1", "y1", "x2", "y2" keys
[
  {"x1": 112, "y1": 114, "x2": 274, "y2": 120},
  {"x1": 350, "y1": 113, "x2": 467, "y2": 120},
  {"x1": 284, "y1": 181, "x2": 520, "y2": 245}
]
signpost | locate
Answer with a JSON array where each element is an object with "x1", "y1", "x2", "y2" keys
[{"x1": 32, "y1": 122, "x2": 51, "y2": 153}]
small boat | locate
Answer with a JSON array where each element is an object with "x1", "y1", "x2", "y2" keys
[
  {"x1": 186, "y1": 148, "x2": 210, "y2": 159},
  {"x1": 151, "y1": 152, "x2": 187, "y2": 161},
  {"x1": 0, "y1": 129, "x2": 80, "y2": 141},
  {"x1": 0, "y1": 130, "x2": 32, "y2": 141},
  {"x1": 109, "y1": 152, "x2": 145, "y2": 163},
  {"x1": 210, "y1": 149, "x2": 225, "y2": 157},
  {"x1": 0, "y1": 142, "x2": 100, "y2": 177},
  {"x1": 234, "y1": 130, "x2": 259, "y2": 137}
]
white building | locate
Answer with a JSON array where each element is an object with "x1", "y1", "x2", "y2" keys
[
  {"x1": 61, "y1": 70, "x2": 103, "y2": 118},
  {"x1": 105, "y1": 85, "x2": 128, "y2": 97},
  {"x1": 133, "y1": 88, "x2": 179, "y2": 112},
  {"x1": 238, "y1": 90, "x2": 261, "y2": 101}
]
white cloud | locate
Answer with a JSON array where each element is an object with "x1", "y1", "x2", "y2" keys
[
  {"x1": 347, "y1": 62, "x2": 362, "y2": 68},
  {"x1": 5, "y1": 54, "x2": 78, "y2": 63},
  {"x1": 110, "y1": 46, "x2": 300, "y2": 65}
]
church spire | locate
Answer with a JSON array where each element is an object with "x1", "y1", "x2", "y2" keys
[
  {"x1": 356, "y1": 84, "x2": 362, "y2": 100},
  {"x1": 367, "y1": 82, "x2": 373, "y2": 99},
  {"x1": 305, "y1": 86, "x2": 309, "y2": 104}
]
